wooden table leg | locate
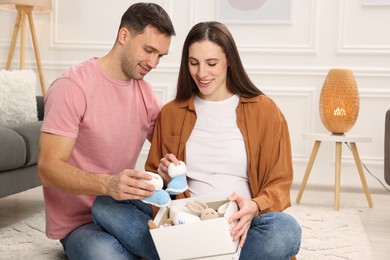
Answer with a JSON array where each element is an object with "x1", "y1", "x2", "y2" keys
[
  {"x1": 334, "y1": 142, "x2": 342, "y2": 211},
  {"x1": 20, "y1": 9, "x2": 27, "y2": 69},
  {"x1": 5, "y1": 6, "x2": 47, "y2": 96},
  {"x1": 27, "y1": 10, "x2": 47, "y2": 95},
  {"x1": 296, "y1": 140, "x2": 321, "y2": 204},
  {"x1": 349, "y1": 142, "x2": 374, "y2": 208},
  {"x1": 6, "y1": 10, "x2": 21, "y2": 70}
]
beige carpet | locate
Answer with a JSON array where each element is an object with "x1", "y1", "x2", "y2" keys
[
  {"x1": 285, "y1": 205, "x2": 373, "y2": 259},
  {"x1": 0, "y1": 205, "x2": 372, "y2": 259},
  {"x1": 0, "y1": 211, "x2": 66, "y2": 260}
]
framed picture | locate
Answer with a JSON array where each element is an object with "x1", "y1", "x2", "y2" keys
[
  {"x1": 217, "y1": 0, "x2": 292, "y2": 24},
  {"x1": 363, "y1": 0, "x2": 390, "y2": 5}
]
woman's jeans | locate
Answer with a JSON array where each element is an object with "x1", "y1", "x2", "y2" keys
[
  {"x1": 239, "y1": 210, "x2": 301, "y2": 259},
  {"x1": 61, "y1": 196, "x2": 301, "y2": 260}
]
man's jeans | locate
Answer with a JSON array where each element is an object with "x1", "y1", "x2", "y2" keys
[
  {"x1": 61, "y1": 196, "x2": 158, "y2": 260},
  {"x1": 62, "y1": 196, "x2": 301, "y2": 260}
]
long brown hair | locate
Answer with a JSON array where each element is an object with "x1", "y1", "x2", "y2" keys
[{"x1": 176, "y1": 21, "x2": 263, "y2": 100}]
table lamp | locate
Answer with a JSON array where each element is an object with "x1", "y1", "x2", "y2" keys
[
  {"x1": 319, "y1": 68, "x2": 360, "y2": 135},
  {"x1": 0, "y1": 0, "x2": 52, "y2": 95}
]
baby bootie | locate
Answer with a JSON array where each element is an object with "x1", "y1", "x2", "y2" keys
[
  {"x1": 141, "y1": 171, "x2": 171, "y2": 207},
  {"x1": 142, "y1": 190, "x2": 171, "y2": 207},
  {"x1": 166, "y1": 161, "x2": 188, "y2": 195}
]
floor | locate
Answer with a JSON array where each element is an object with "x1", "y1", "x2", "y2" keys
[
  {"x1": 291, "y1": 184, "x2": 390, "y2": 260},
  {"x1": 0, "y1": 187, "x2": 45, "y2": 228},
  {"x1": 1, "y1": 185, "x2": 389, "y2": 259}
]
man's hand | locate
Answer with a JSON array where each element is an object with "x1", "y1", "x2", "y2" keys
[
  {"x1": 228, "y1": 192, "x2": 260, "y2": 247},
  {"x1": 39, "y1": 132, "x2": 156, "y2": 199},
  {"x1": 106, "y1": 169, "x2": 156, "y2": 201}
]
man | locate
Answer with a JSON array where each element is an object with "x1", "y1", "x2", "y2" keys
[{"x1": 38, "y1": 3, "x2": 175, "y2": 259}]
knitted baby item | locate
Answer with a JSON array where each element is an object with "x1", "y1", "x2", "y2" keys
[
  {"x1": 166, "y1": 161, "x2": 188, "y2": 195},
  {"x1": 186, "y1": 200, "x2": 219, "y2": 220},
  {"x1": 169, "y1": 205, "x2": 201, "y2": 225},
  {"x1": 141, "y1": 171, "x2": 171, "y2": 207}
]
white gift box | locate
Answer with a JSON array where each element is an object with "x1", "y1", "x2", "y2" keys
[{"x1": 149, "y1": 194, "x2": 241, "y2": 260}]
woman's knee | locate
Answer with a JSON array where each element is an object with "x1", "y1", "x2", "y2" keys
[
  {"x1": 280, "y1": 213, "x2": 302, "y2": 255},
  {"x1": 252, "y1": 211, "x2": 301, "y2": 233},
  {"x1": 267, "y1": 212, "x2": 301, "y2": 245},
  {"x1": 242, "y1": 212, "x2": 301, "y2": 259}
]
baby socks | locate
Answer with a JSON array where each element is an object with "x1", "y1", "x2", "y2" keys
[
  {"x1": 141, "y1": 161, "x2": 188, "y2": 207},
  {"x1": 166, "y1": 161, "x2": 188, "y2": 195},
  {"x1": 141, "y1": 171, "x2": 171, "y2": 207}
]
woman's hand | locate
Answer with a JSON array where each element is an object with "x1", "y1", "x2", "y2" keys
[
  {"x1": 228, "y1": 192, "x2": 260, "y2": 247},
  {"x1": 157, "y1": 153, "x2": 180, "y2": 184}
]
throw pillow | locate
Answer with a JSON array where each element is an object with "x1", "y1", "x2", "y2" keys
[{"x1": 0, "y1": 69, "x2": 38, "y2": 125}]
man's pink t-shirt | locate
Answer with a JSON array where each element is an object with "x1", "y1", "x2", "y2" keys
[{"x1": 41, "y1": 58, "x2": 162, "y2": 239}]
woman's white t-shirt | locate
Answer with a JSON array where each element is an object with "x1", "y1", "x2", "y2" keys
[{"x1": 186, "y1": 94, "x2": 251, "y2": 199}]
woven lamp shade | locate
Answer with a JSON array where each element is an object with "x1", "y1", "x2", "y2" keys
[{"x1": 319, "y1": 69, "x2": 359, "y2": 134}]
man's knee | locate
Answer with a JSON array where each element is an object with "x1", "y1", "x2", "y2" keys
[
  {"x1": 92, "y1": 196, "x2": 113, "y2": 212},
  {"x1": 63, "y1": 223, "x2": 134, "y2": 260},
  {"x1": 91, "y1": 196, "x2": 116, "y2": 224}
]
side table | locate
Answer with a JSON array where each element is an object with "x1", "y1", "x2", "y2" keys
[{"x1": 296, "y1": 133, "x2": 374, "y2": 211}]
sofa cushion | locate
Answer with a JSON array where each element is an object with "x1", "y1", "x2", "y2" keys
[
  {"x1": 0, "y1": 69, "x2": 38, "y2": 125},
  {"x1": 0, "y1": 126, "x2": 26, "y2": 171},
  {"x1": 9, "y1": 121, "x2": 42, "y2": 167}
]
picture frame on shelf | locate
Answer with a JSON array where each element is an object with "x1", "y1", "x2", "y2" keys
[{"x1": 216, "y1": 0, "x2": 292, "y2": 25}]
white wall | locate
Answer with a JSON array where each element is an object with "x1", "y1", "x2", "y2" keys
[{"x1": 1, "y1": 0, "x2": 389, "y2": 193}]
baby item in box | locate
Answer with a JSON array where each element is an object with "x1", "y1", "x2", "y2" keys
[{"x1": 149, "y1": 194, "x2": 241, "y2": 259}]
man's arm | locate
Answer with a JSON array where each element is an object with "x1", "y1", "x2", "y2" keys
[{"x1": 38, "y1": 132, "x2": 155, "y2": 200}]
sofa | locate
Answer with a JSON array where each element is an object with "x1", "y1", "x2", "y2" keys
[{"x1": 0, "y1": 96, "x2": 44, "y2": 198}]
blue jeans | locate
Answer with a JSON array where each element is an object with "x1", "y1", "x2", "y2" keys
[
  {"x1": 60, "y1": 196, "x2": 158, "y2": 260},
  {"x1": 60, "y1": 222, "x2": 138, "y2": 260},
  {"x1": 239, "y1": 212, "x2": 301, "y2": 260},
  {"x1": 88, "y1": 196, "x2": 301, "y2": 260}
]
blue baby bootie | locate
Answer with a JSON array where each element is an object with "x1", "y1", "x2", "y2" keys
[
  {"x1": 166, "y1": 174, "x2": 188, "y2": 195},
  {"x1": 166, "y1": 161, "x2": 188, "y2": 195},
  {"x1": 142, "y1": 190, "x2": 171, "y2": 207}
]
